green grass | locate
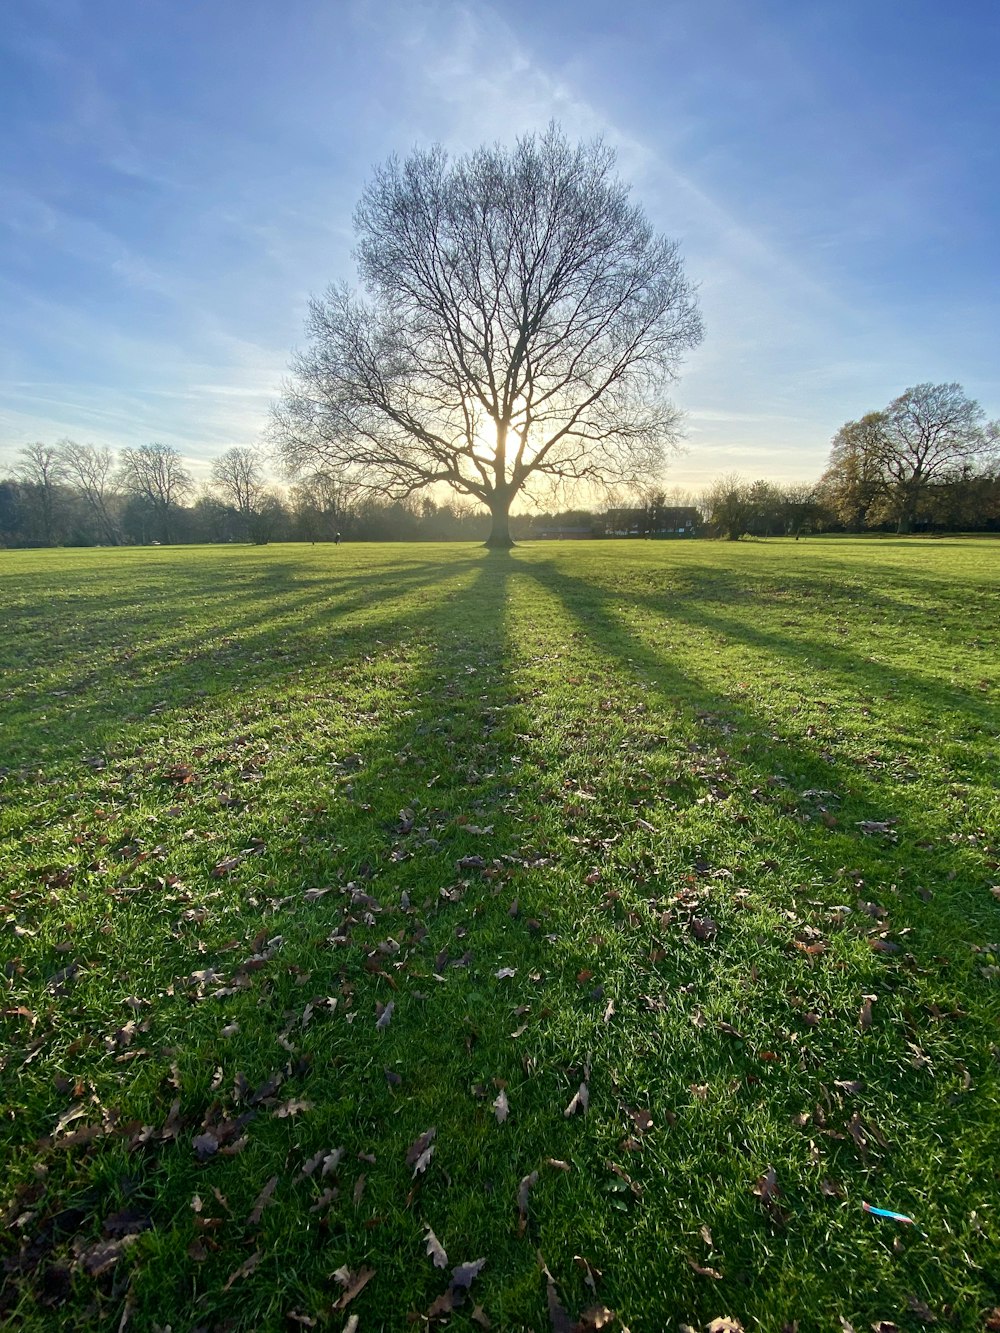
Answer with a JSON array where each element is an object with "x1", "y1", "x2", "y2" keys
[{"x1": 1, "y1": 538, "x2": 998, "y2": 1332}]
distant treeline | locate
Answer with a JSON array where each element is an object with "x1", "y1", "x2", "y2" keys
[{"x1": 2, "y1": 402, "x2": 999, "y2": 549}]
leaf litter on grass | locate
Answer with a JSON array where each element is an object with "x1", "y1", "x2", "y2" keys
[{"x1": 1, "y1": 541, "x2": 999, "y2": 1330}]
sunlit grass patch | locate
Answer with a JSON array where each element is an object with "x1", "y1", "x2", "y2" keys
[{"x1": 1, "y1": 538, "x2": 998, "y2": 1331}]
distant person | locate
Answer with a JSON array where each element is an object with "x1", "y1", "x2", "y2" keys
[{"x1": 335, "y1": 531, "x2": 342, "y2": 545}]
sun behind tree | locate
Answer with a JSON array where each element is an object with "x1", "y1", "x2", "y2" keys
[{"x1": 270, "y1": 125, "x2": 704, "y2": 548}]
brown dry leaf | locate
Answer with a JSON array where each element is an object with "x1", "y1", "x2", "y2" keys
[
  {"x1": 425, "y1": 1225, "x2": 449, "y2": 1269},
  {"x1": 247, "y1": 1175, "x2": 278, "y2": 1225},
  {"x1": 192, "y1": 1130, "x2": 220, "y2": 1161},
  {"x1": 223, "y1": 1249, "x2": 262, "y2": 1291},
  {"x1": 707, "y1": 1320, "x2": 744, "y2": 1333},
  {"x1": 835, "y1": 1079, "x2": 864, "y2": 1095},
  {"x1": 101, "y1": 1208, "x2": 151, "y2": 1238},
  {"x1": 274, "y1": 1097, "x2": 312, "y2": 1119},
  {"x1": 76, "y1": 1235, "x2": 139, "y2": 1277},
  {"x1": 687, "y1": 1256, "x2": 723, "y2": 1280},
  {"x1": 540, "y1": 1256, "x2": 574, "y2": 1333},
  {"x1": 341, "y1": 1318, "x2": 359, "y2": 1333},
  {"x1": 517, "y1": 1171, "x2": 539, "y2": 1236},
  {"x1": 564, "y1": 1083, "x2": 589, "y2": 1117},
  {"x1": 753, "y1": 1166, "x2": 786, "y2": 1222},
  {"x1": 625, "y1": 1107, "x2": 653, "y2": 1134},
  {"x1": 352, "y1": 1173, "x2": 366, "y2": 1206},
  {"x1": 700, "y1": 1224, "x2": 714, "y2": 1247},
  {"x1": 492, "y1": 1088, "x2": 510, "y2": 1124},
  {"x1": 905, "y1": 1297, "x2": 937, "y2": 1324},
  {"x1": 574, "y1": 1254, "x2": 602, "y2": 1292},
  {"x1": 472, "y1": 1306, "x2": 492, "y2": 1329},
  {"x1": 690, "y1": 916, "x2": 719, "y2": 942},
  {"x1": 407, "y1": 1126, "x2": 437, "y2": 1176},
  {"x1": 577, "y1": 1307, "x2": 616, "y2": 1331},
  {"x1": 332, "y1": 1265, "x2": 375, "y2": 1310},
  {"x1": 376, "y1": 999, "x2": 394, "y2": 1029},
  {"x1": 452, "y1": 1258, "x2": 486, "y2": 1290}
]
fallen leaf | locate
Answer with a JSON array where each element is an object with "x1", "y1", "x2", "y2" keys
[
  {"x1": 102, "y1": 1209, "x2": 151, "y2": 1238},
  {"x1": 495, "y1": 967, "x2": 517, "y2": 979},
  {"x1": 407, "y1": 1126, "x2": 437, "y2": 1176},
  {"x1": 451, "y1": 1258, "x2": 486, "y2": 1290},
  {"x1": 77, "y1": 1235, "x2": 139, "y2": 1277},
  {"x1": 905, "y1": 1296, "x2": 937, "y2": 1324},
  {"x1": 753, "y1": 1166, "x2": 786, "y2": 1222},
  {"x1": 564, "y1": 1083, "x2": 589, "y2": 1117},
  {"x1": 577, "y1": 1306, "x2": 616, "y2": 1330},
  {"x1": 540, "y1": 1257, "x2": 574, "y2": 1333},
  {"x1": 274, "y1": 1098, "x2": 312, "y2": 1119},
  {"x1": 517, "y1": 1171, "x2": 539, "y2": 1235},
  {"x1": 223, "y1": 1249, "x2": 262, "y2": 1290},
  {"x1": 626, "y1": 1107, "x2": 653, "y2": 1134},
  {"x1": 376, "y1": 1000, "x2": 394, "y2": 1029},
  {"x1": 332, "y1": 1265, "x2": 375, "y2": 1310},
  {"x1": 493, "y1": 1089, "x2": 509, "y2": 1123},
  {"x1": 687, "y1": 1256, "x2": 723, "y2": 1279},
  {"x1": 707, "y1": 1320, "x2": 744, "y2": 1333},
  {"x1": 425, "y1": 1225, "x2": 449, "y2": 1269},
  {"x1": 247, "y1": 1176, "x2": 278, "y2": 1226},
  {"x1": 574, "y1": 1254, "x2": 602, "y2": 1292}
]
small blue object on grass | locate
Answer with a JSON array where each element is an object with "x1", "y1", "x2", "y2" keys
[{"x1": 863, "y1": 1201, "x2": 913, "y2": 1224}]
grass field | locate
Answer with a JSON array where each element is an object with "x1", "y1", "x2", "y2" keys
[{"x1": 1, "y1": 537, "x2": 998, "y2": 1333}]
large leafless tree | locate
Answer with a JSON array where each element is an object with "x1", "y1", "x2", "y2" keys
[
  {"x1": 15, "y1": 442, "x2": 67, "y2": 545},
  {"x1": 55, "y1": 440, "x2": 122, "y2": 544},
  {"x1": 270, "y1": 126, "x2": 704, "y2": 547},
  {"x1": 211, "y1": 446, "x2": 268, "y2": 540},
  {"x1": 117, "y1": 443, "x2": 194, "y2": 543}
]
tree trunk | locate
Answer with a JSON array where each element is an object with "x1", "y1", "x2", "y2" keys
[{"x1": 485, "y1": 495, "x2": 514, "y2": 549}]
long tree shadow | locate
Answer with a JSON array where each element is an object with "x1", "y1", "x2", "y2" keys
[
  {"x1": 515, "y1": 555, "x2": 998, "y2": 947},
  {"x1": 0, "y1": 552, "x2": 487, "y2": 766}
]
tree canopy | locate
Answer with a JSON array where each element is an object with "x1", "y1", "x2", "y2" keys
[
  {"x1": 820, "y1": 384, "x2": 998, "y2": 533},
  {"x1": 270, "y1": 125, "x2": 704, "y2": 546}
]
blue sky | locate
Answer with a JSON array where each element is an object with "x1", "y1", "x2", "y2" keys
[{"x1": 1, "y1": 0, "x2": 997, "y2": 492}]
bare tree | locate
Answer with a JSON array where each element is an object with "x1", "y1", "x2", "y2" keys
[
  {"x1": 211, "y1": 447, "x2": 267, "y2": 541},
  {"x1": 117, "y1": 443, "x2": 194, "y2": 543},
  {"x1": 270, "y1": 125, "x2": 703, "y2": 547},
  {"x1": 15, "y1": 442, "x2": 67, "y2": 545},
  {"x1": 55, "y1": 440, "x2": 122, "y2": 544}
]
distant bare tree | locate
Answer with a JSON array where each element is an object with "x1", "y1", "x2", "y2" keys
[
  {"x1": 15, "y1": 442, "x2": 67, "y2": 545},
  {"x1": 55, "y1": 440, "x2": 122, "y2": 544},
  {"x1": 271, "y1": 125, "x2": 703, "y2": 547},
  {"x1": 117, "y1": 443, "x2": 194, "y2": 543},
  {"x1": 211, "y1": 447, "x2": 268, "y2": 541}
]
